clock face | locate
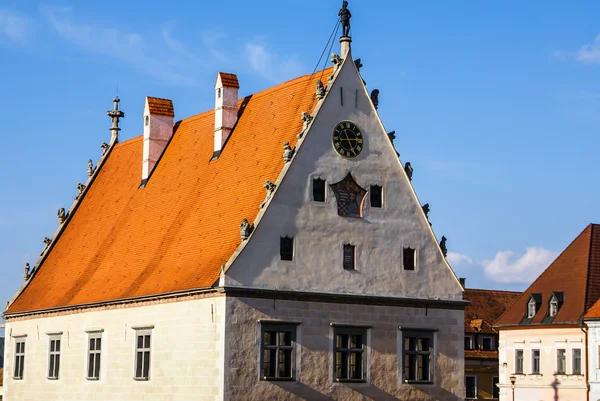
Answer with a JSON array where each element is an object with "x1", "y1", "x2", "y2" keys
[{"x1": 332, "y1": 121, "x2": 364, "y2": 159}]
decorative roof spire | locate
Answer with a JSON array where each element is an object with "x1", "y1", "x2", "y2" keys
[
  {"x1": 338, "y1": 1, "x2": 352, "y2": 56},
  {"x1": 107, "y1": 96, "x2": 125, "y2": 141}
]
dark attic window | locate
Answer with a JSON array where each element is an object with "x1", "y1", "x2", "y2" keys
[
  {"x1": 280, "y1": 237, "x2": 294, "y2": 261},
  {"x1": 313, "y1": 178, "x2": 326, "y2": 202},
  {"x1": 370, "y1": 185, "x2": 383, "y2": 208},
  {"x1": 403, "y1": 247, "x2": 416, "y2": 271},
  {"x1": 343, "y1": 244, "x2": 356, "y2": 270}
]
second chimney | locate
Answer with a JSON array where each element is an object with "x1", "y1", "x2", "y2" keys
[
  {"x1": 213, "y1": 72, "x2": 239, "y2": 158},
  {"x1": 142, "y1": 97, "x2": 174, "y2": 183}
]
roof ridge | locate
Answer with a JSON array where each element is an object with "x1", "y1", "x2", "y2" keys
[{"x1": 464, "y1": 288, "x2": 522, "y2": 294}]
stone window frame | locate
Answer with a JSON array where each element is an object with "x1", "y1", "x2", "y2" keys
[
  {"x1": 86, "y1": 329, "x2": 104, "y2": 380},
  {"x1": 280, "y1": 236, "x2": 294, "y2": 261},
  {"x1": 311, "y1": 176, "x2": 327, "y2": 203},
  {"x1": 400, "y1": 328, "x2": 436, "y2": 385},
  {"x1": 369, "y1": 184, "x2": 383, "y2": 209},
  {"x1": 47, "y1": 332, "x2": 63, "y2": 380},
  {"x1": 402, "y1": 247, "x2": 418, "y2": 272},
  {"x1": 531, "y1": 349, "x2": 541, "y2": 374},
  {"x1": 331, "y1": 325, "x2": 370, "y2": 383},
  {"x1": 133, "y1": 326, "x2": 153, "y2": 381},
  {"x1": 465, "y1": 375, "x2": 477, "y2": 399},
  {"x1": 342, "y1": 243, "x2": 357, "y2": 271},
  {"x1": 12, "y1": 335, "x2": 26, "y2": 380},
  {"x1": 259, "y1": 321, "x2": 300, "y2": 381},
  {"x1": 572, "y1": 348, "x2": 582, "y2": 375}
]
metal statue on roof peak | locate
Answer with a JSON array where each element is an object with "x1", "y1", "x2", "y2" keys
[
  {"x1": 339, "y1": 1, "x2": 352, "y2": 38},
  {"x1": 107, "y1": 96, "x2": 125, "y2": 139}
]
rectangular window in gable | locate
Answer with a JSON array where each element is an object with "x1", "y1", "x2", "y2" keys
[
  {"x1": 13, "y1": 338, "x2": 25, "y2": 380},
  {"x1": 369, "y1": 185, "x2": 382, "y2": 208},
  {"x1": 403, "y1": 247, "x2": 416, "y2": 271},
  {"x1": 280, "y1": 237, "x2": 294, "y2": 261},
  {"x1": 312, "y1": 178, "x2": 325, "y2": 202},
  {"x1": 343, "y1": 244, "x2": 356, "y2": 270}
]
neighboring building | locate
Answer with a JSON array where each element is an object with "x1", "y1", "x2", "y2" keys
[
  {"x1": 495, "y1": 223, "x2": 600, "y2": 401},
  {"x1": 463, "y1": 286, "x2": 520, "y2": 400},
  {"x1": 584, "y1": 287, "x2": 600, "y2": 401},
  {"x1": 2, "y1": 5, "x2": 466, "y2": 401}
]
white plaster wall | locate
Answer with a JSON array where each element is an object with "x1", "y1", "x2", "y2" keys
[
  {"x1": 224, "y1": 296, "x2": 464, "y2": 401},
  {"x1": 498, "y1": 328, "x2": 587, "y2": 401},
  {"x1": 3, "y1": 296, "x2": 225, "y2": 401},
  {"x1": 225, "y1": 53, "x2": 462, "y2": 301},
  {"x1": 587, "y1": 321, "x2": 600, "y2": 401}
]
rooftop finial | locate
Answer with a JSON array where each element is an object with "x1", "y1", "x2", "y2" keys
[
  {"x1": 338, "y1": 1, "x2": 352, "y2": 56},
  {"x1": 107, "y1": 96, "x2": 125, "y2": 141}
]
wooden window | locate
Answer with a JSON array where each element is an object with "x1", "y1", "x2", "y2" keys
[
  {"x1": 135, "y1": 330, "x2": 152, "y2": 380},
  {"x1": 465, "y1": 375, "x2": 477, "y2": 399},
  {"x1": 312, "y1": 178, "x2": 325, "y2": 202},
  {"x1": 343, "y1": 244, "x2": 355, "y2": 270},
  {"x1": 532, "y1": 349, "x2": 540, "y2": 374},
  {"x1": 515, "y1": 349, "x2": 524, "y2": 374},
  {"x1": 557, "y1": 349, "x2": 566, "y2": 374},
  {"x1": 13, "y1": 338, "x2": 25, "y2": 380},
  {"x1": 48, "y1": 336, "x2": 61, "y2": 379},
  {"x1": 87, "y1": 333, "x2": 102, "y2": 380},
  {"x1": 481, "y1": 336, "x2": 493, "y2": 351},
  {"x1": 403, "y1": 330, "x2": 434, "y2": 383},
  {"x1": 334, "y1": 327, "x2": 366, "y2": 382},
  {"x1": 464, "y1": 336, "x2": 473, "y2": 350},
  {"x1": 573, "y1": 348, "x2": 582, "y2": 375},
  {"x1": 280, "y1": 237, "x2": 294, "y2": 261},
  {"x1": 369, "y1": 185, "x2": 382, "y2": 208},
  {"x1": 403, "y1": 247, "x2": 416, "y2": 271},
  {"x1": 260, "y1": 324, "x2": 296, "y2": 380}
]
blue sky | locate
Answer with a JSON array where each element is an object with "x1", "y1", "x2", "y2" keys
[{"x1": 1, "y1": 1, "x2": 600, "y2": 331}]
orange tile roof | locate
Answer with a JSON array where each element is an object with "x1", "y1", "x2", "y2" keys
[
  {"x1": 463, "y1": 289, "x2": 521, "y2": 334},
  {"x1": 218, "y1": 72, "x2": 240, "y2": 88},
  {"x1": 146, "y1": 97, "x2": 174, "y2": 117},
  {"x1": 7, "y1": 68, "x2": 333, "y2": 314},
  {"x1": 496, "y1": 224, "x2": 600, "y2": 327}
]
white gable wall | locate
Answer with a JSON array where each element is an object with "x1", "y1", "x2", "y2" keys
[{"x1": 225, "y1": 55, "x2": 462, "y2": 300}]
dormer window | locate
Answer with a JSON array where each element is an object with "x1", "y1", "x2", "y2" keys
[
  {"x1": 549, "y1": 296, "x2": 558, "y2": 317},
  {"x1": 528, "y1": 297, "x2": 536, "y2": 318}
]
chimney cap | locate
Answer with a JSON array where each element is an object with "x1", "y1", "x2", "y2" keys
[
  {"x1": 215, "y1": 72, "x2": 240, "y2": 89},
  {"x1": 145, "y1": 96, "x2": 174, "y2": 117}
]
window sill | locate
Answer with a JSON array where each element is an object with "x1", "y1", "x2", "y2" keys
[
  {"x1": 12, "y1": 377, "x2": 23, "y2": 380},
  {"x1": 404, "y1": 380, "x2": 433, "y2": 385},
  {"x1": 335, "y1": 378, "x2": 367, "y2": 383},
  {"x1": 47, "y1": 377, "x2": 59, "y2": 380},
  {"x1": 133, "y1": 377, "x2": 149, "y2": 381},
  {"x1": 86, "y1": 377, "x2": 100, "y2": 381},
  {"x1": 261, "y1": 377, "x2": 296, "y2": 382}
]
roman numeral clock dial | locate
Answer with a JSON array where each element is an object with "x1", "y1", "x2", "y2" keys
[{"x1": 332, "y1": 121, "x2": 364, "y2": 159}]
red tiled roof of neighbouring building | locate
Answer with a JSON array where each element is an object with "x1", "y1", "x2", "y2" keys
[
  {"x1": 146, "y1": 97, "x2": 175, "y2": 117},
  {"x1": 496, "y1": 224, "x2": 600, "y2": 327},
  {"x1": 463, "y1": 289, "x2": 521, "y2": 334},
  {"x1": 465, "y1": 350, "x2": 498, "y2": 360},
  {"x1": 6, "y1": 68, "x2": 333, "y2": 314}
]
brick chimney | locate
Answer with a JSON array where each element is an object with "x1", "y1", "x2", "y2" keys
[
  {"x1": 213, "y1": 72, "x2": 239, "y2": 158},
  {"x1": 142, "y1": 97, "x2": 174, "y2": 183}
]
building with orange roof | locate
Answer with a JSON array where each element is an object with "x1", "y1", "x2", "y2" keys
[
  {"x1": 495, "y1": 223, "x2": 600, "y2": 401},
  {"x1": 462, "y1": 285, "x2": 521, "y2": 400},
  {"x1": 2, "y1": 4, "x2": 467, "y2": 400}
]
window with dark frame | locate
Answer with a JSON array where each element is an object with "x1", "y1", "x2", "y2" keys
[
  {"x1": 557, "y1": 349, "x2": 566, "y2": 374},
  {"x1": 403, "y1": 330, "x2": 433, "y2": 383},
  {"x1": 135, "y1": 330, "x2": 151, "y2": 380},
  {"x1": 464, "y1": 336, "x2": 473, "y2": 350},
  {"x1": 87, "y1": 333, "x2": 102, "y2": 380},
  {"x1": 515, "y1": 349, "x2": 524, "y2": 374},
  {"x1": 403, "y1": 247, "x2": 416, "y2": 271},
  {"x1": 532, "y1": 349, "x2": 540, "y2": 374},
  {"x1": 481, "y1": 337, "x2": 493, "y2": 351},
  {"x1": 280, "y1": 237, "x2": 294, "y2": 261},
  {"x1": 48, "y1": 337, "x2": 61, "y2": 379},
  {"x1": 573, "y1": 348, "x2": 582, "y2": 375},
  {"x1": 13, "y1": 338, "x2": 25, "y2": 379},
  {"x1": 261, "y1": 324, "x2": 296, "y2": 380},
  {"x1": 343, "y1": 244, "x2": 356, "y2": 270},
  {"x1": 465, "y1": 375, "x2": 477, "y2": 399},
  {"x1": 369, "y1": 185, "x2": 382, "y2": 208},
  {"x1": 312, "y1": 178, "x2": 326, "y2": 202},
  {"x1": 334, "y1": 327, "x2": 366, "y2": 381}
]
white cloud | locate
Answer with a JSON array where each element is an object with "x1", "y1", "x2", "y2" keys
[
  {"x1": 482, "y1": 247, "x2": 558, "y2": 284},
  {"x1": 447, "y1": 251, "x2": 473, "y2": 266},
  {"x1": 40, "y1": 5, "x2": 201, "y2": 86},
  {"x1": 0, "y1": 8, "x2": 34, "y2": 43},
  {"x1": 201, "y1": 30, "x2": 229, "y2": 62},
  {"x1": 577, "y1": 34, "x2": 600, "y2": 63},
  {"x1": 245, "y1": 41, "x2": 302, "y2": 82}
]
